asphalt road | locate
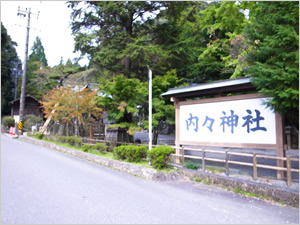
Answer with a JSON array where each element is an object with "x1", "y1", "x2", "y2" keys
[{"x1": 1, "y1": 134, "x2": 299, "y2": 224}]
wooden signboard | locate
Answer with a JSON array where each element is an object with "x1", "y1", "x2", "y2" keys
[{"x1": 173, "y1": 93, "x2": 284, "y2": 179}]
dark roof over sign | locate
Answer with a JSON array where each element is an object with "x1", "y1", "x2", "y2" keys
[{"x1": 161, "y1": 77, "x2": 256, "y2": 99}]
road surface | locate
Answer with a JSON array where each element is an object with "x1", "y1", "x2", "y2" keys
[{"x1": 1, "y1": 134, "x2": 298, "y2": 224}]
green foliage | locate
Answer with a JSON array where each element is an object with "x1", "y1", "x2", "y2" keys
[
  {"x1": 57, "y1": 136, "x2": 67, "y2": 143},
  {"x1": 107, "y1": 122, "x2": 142, "y2": 136},
  {"x1": 29, "y1": 36, "x2": 48, "y2": 66},
  {"x1": 57, "y1": 136, "x2": 82, "y2": 147},
  {"x1": 82, "y1": 144, "x2": 94, "y2": 152},
  {"x1": 26, "y1": 37, "x2": 52, "y2": 99},
  {"x1": 147, "y1": 146, "x2": 175, "y2": 169},
  {"x1": 233, "y1": 187, "x2": 256, "y2": 198},
  {"x1": 185, "y1": 161, "x2": 200, "y2": 170},
  {"x1": 1, "y1": 23, "x2": 20, "y2": 115},
  {"x1": 48, "y1": 74, "x2": 62, "y2": 80},
  {"x1": 144, "y1": 69, "x2": 181, "y2": 144},
  {"x1": 18, "y1": 1, "x2": 297, "y2": 139},
  {"x1": 96, "y1": 70, "x2": 181, "y2": 144},
  {"x1": 93, "y1": 143, "x2": 107, "y2": 153},
  {"x1": 67, "y1": 136, "x2": 82, "y2": 147},
  {"x1": 243, "y1": 1, "x2": 299, "y2": 126},
  {"x1": 125, "y1": 145, "x2": 148, "y2": 162},
  {"x1": 2, "y1": 117, "x2": 15, "y2": 127},
  {"x1": 113, "y1": 145, "x2": 148, "y2": 162},
  {"x1": 69, "y1": 1, "x2": 163, "y2": 77},
  {"x1": 195, "y1": 1, "x2": 248, "y2": 81},
  {"x1": 36, "y1": 132, "x2": 44, "y2": 140},
  {"x1": 112, "y1": 145, "x2": 127, "y2": 160},
  {"x1": 96, "y1": 75, "x2": 145, "y2": 123}
]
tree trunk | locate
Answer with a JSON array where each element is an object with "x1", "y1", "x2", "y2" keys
[
  {"x1": 124, "y1": 56, "x2": 131, "y2": 76},
  {"x1": 153, "y1": 128, "x2": 159, "y2": 145},
  {"x1": 89, "y1": 124, "x2": 93, "y2": 144}
]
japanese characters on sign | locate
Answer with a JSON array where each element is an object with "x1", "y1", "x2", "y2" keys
[{"x1": 180, "y1": 97, "x2": 276, "y2": 145}]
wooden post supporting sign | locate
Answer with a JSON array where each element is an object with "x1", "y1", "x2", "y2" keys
[{"x1": 275, "y1": 112, "x2": 285, "y2": 179}]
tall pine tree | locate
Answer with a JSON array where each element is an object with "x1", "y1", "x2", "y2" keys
[
  {"x1": 244, "y1": 1, "x2": 299, "y2": 126},
  {"x1": 25, "y1": 36, "x2": 51, "y2": 99},
  {"x1": 29, "y1": 36, "x2": 48, "y2": 66}
]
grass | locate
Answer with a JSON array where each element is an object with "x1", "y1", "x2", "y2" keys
[
  {"x1": 202, "y1": 180, "x2": 211, "y2": 185},
  {"x1": 233, "y1": 187, "x2": 256, "y2": 198},
  {"x1": 194, "y1": 177, "x2": 202, "y2": 182},
  {"x1": 206, "y1": 166, "x2": 225, "y2": 174},
  {"x1": 185, "y1": 160, "x2": 200, "y2": 170},
  {"x1": 230, "y1": 186, "x2": 285, "y2": 205},
  {"x1": 32, "y1": 135, "x2": 83, "y2": 151}
]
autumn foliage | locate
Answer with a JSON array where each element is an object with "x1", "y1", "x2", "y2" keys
[{"x1": 40, "y1": 86, "x2": 102, "y2": 128}]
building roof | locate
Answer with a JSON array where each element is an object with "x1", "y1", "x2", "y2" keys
[
  {"x1": 161, "y1": 77, "x2": 256, "y2": 99},
  {"x1": 9, "y1": 94, "x2": 41, "y2": 105}
]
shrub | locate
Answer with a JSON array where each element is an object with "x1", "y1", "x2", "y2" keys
[
  {"x1": 113, "y1": 145, "x2": 148, "y2": 162},
  {"x1": 185, "y1": 161, "x2": 200, "y2": 170},
  {"x1": 48, "y1": 74, "x2": 62, "y2": 80},
  {"x1": 44, "y1": 135, "x2": 55, "y2": 141},
  {"x1": 106, "y1": 141, "x2": 116, "y2": 152},
  {"x1": 82, "y1": 144, "x2": 94, "y2": 152},
  {"x1": 93, "y1": 143, "x2": 107, "y2": 153},
  {"x1": 147, "y1": 146, "x2": 175, "y2": 169},
  {"x1": 36, "y1": 132, "x2": 44, "y2": 140},
  {"x1": 2, "y1": 117, "x2": 15, "y2": 128},
  {"x1": 57, "y1": 136, "x2": 67, "y2": 143},
  {"x1": 57, "y1": 136, "x2": 82, "y2": 147},
  {"x1": 113, "y1": 145, "x2": 127, "y2": 160},
  {"x1": 65, "y1": 136, "x2": 82, "y2": 147},
  {"x1": 125, "y1": 145, "x2": 147, "y2": 162}
]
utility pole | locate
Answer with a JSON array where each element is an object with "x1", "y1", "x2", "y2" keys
[
  {"x1": 17, "y1": 7, "x2": 39, "y2": 135},
  {"x1": 148, "y1": 66, "x2": 152, "y2": 151},
  {"x1": 13, "y1": 59, "x2": 22, "y2": 100}
]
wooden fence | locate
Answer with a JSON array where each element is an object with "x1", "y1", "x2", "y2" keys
[{"x1": 171, "y1": 146, "x2": 299, "y2": 187}]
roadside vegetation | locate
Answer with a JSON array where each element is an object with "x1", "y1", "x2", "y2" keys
[
  {"x1": 28, "y1": 133, "x2": 175, "y2": 172},
  {"x1": 3, "y1": 2, "x2": 298, "y2": 145}
]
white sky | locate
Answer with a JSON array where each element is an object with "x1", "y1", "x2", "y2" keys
[{"x1": 1, "y1": 1, "x2": 89, "y2": 67}]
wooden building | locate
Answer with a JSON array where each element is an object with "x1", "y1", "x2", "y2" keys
[{"x1": 9, "y1": 95, "x2": 44, "y2": 122}]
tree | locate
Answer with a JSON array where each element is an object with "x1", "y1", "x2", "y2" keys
[
  {"x1": 22, "y1": 36, "x2": 52, "y2": 99},
  {"x1": 243, "y1": 1, "x2": 299, "y2": 127},
  {"x1": 96, "y1": 74, "x2": 146, "y2": 126},
  {"x1": 143, "y1": 69, "x2": 181, "y2": 144},
  {"x1": 95, "y1": 69, "x2": 181, "y2": 144},
  {"x1": 194, "y1": 1, "x2": 248, "y2": 82},
  {"x1": 29, "y1": 36, "x2": 48, "y2": 66},
  {"x1": 153, "y1": 2, "x2": 209, "y2": 83},
  {"x1": 68, "y1": 1, "x2": 167, "y2": 79},
  {"x1": 41, "y1": 86, "x2": 103, "y2": 136},
  {"x1": 1, "y1": 23, "x2": 20, "y2": 115}
]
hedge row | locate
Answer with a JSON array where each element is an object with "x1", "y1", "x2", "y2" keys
[
  {"x1": 33, "y1": 134, "x2": 175, "y2": 169},
  {"x1": 82, "y1": 143, "x2": 107, "y2": 153},
  {"x1": 113, "y1": 145, "x2": 175, "y2": 169},
  {"x1": 57, "y1": 136, "x2": 82, "y2": 147},
  {"x1": 113, "y1": 145, "x2": 148, "y2": 162}
]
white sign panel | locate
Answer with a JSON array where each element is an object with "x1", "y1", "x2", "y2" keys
[{"x1": 180, "y1": 97, "x2": 276, "y2": 145}]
